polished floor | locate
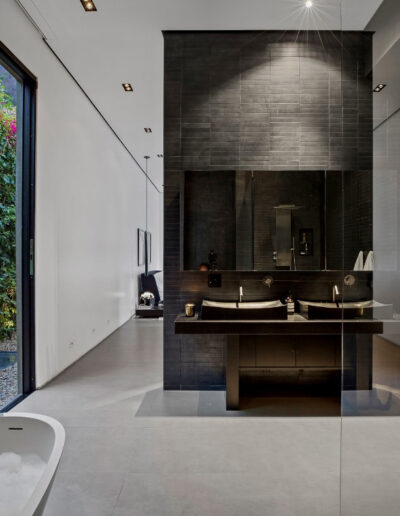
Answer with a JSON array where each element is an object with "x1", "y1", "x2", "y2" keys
[{"x1": 13, "y1": 318, "x2": 400, "y2": 516}]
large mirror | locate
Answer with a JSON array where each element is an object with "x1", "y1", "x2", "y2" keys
[{"x1": 182, "y1": 169, "x2": 372, "y2": 271}]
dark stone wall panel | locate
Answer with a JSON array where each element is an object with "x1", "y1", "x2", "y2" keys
[{"x1": 163, "y1": 31, "x2": 373, "y2": 390}]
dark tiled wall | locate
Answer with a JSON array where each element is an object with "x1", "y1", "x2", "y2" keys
[
  {"x1": 165, "y1": 31, "x2": 372, "y2": 172},
  {"x1": 164, "y1": 31, "x2": 373, "y2": 390}
]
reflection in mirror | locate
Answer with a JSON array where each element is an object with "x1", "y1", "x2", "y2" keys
[
  {"x1": 182, "y1": 169, "x2": 372, "y2": 271},
  {"x1": 253, "y1": 170, "x2": 324, "y2": 270},
  {"x1": 183, "y1": 170, "x2": 239, "y2": 270}
]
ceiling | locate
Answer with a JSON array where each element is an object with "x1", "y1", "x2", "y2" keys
[{"x1": 19, "y1": 0, "x2": 384, "y2": 191}]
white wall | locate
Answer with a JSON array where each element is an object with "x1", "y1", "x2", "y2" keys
[
  {"x1": 366, "y1": 0, "x2": 400, "y2": 66},
  {"x1": 0, "y1": 0, "x2": 163, "y2": 387}
]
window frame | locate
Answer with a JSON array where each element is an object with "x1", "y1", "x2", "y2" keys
[{"x1": 0, "y1": 42, "x2": 36, "y2": 410}]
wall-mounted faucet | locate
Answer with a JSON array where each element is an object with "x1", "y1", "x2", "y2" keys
[
  {"x1": 262, "y1": 275, "x2": 274, "y2": 289},
  {"x1": 332, "y1": 284, "x2": 340, "y2": 306},
  {"x1": 239, "y1": 286, "x2": 243, "y2": 303},
  {"x1": 344, "y1": 274, "x2": 356, "y2": 287}
]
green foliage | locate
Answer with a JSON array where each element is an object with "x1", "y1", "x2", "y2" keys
[{"x1": 0, "y1": 80, "x2": 17, "y2": 340}]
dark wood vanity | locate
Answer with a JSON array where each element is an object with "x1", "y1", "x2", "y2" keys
[{"x1": 175, "y1": 314, "x2": 383, "y2": 410}]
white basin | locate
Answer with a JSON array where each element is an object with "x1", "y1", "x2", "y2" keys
[
  {"x1": 298, "y1": 300, "x2": 393, "y2": 319},
  {"x1": 201, "y1": 300, "x2": 237, "y2": 309},
  {"x1": 201, "y1": 299, "x2": 286, "y2": 320},
  {"x1": 202, "y1": 300, "x2": 284, "y2": 309},
  {"x1": 238, "y1": 300, "x2": 284, "y2": 309},
  {"x1": 298, "y1": 300, "x2": 389, "y2": 310}
]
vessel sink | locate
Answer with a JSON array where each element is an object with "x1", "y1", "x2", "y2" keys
[
  {"x1": 200, "y1": 299, "x2": 287, "y2": 320},
  {"x1": 298, "y1": 300, "x2": 392, "y2": 320}
]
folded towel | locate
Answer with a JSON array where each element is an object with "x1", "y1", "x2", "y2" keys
[
  {"x1": 364, "y1": 251, "x2": 374, "y2": 271},
  {"x1": 353, "y1": 251, "x2": 364, "y2": 271}
]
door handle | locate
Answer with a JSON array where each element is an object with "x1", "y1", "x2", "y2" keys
[{"x1": 29, "y1": 238, "x2": 34, "y2": 277}]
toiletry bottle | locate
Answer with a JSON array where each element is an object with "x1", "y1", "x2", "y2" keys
[
  {"x1": 285, "y1": 292, "x2": 295, "y2": 315},
  {"x1": 300, "y1": 232, "x2": 307, "y2": 256}
]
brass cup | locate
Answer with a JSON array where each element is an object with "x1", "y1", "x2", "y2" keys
[{"x1": 185, "y1": 303, "x2": 195, "y2": 317}]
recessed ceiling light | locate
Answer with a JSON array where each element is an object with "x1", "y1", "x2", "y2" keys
[
  {"x1": 144, "y1": 128, "x2": 152, "y2": 133},
  {"x1": 305, "y1": 0, "x2": 313, "y2": 7},
  {"x1": 122, "y1": 83, "x2": 133, "y2": 92},
  {"x1": 80, "y1": 0, "x2": 97, "y2": 12},
  {"x1": 373, "y1": 84, "x2": 386, "y2": 92}
]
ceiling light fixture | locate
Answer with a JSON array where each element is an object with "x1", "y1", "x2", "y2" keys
[
  {"x1": 157, "y1": 154, "x2": 163, "y2": 158},
  {"x1": 144, "y1": 128, "x2": 152, "y2": 133},
  {"x1": 305, "y1": 0, "x2": 313, "y2": 7},
  {"x1": 122, "y1": 83, "x2": 133, "y2": 92},
  {"x1": 80, "y1": 0, "x2": 97, "y2": 12},
  {"x1": 373, "y1": 84, "x2": 386, "y2": 92}
]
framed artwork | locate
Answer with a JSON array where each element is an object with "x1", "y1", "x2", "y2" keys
[{"x1": 137, "y1": 229, "x2": 146, "y2": 266}]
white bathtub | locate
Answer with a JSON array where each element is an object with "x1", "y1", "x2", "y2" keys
[{"x1": 0, "y1": 412, "x2": 65, "y2": 516}]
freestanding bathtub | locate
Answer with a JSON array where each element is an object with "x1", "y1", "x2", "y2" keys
[{"x1": 0, "y1": 412, "x2": 65, "y2": 516}]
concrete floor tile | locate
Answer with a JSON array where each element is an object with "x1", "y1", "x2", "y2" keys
[
  {"x1": 126, "y1": 417, "x2": 341, "y2": 475},
  {"x1": 340, "y1": 417, "x2": 400, "y2": 516},
  {"x1": 112, "y1": 472, "x2": 339, "y2": 516},
  {"x1": 10, "y1": 317, "x2": 400, "y2": 516},
  {"x1": 135, "y1": 388, "x2": 200, "y2": 417},
  {"x1": 43, "y1": 469, "x2": 124, "y2": 516},
  {"x1": 57, "y1": 425, "x2": 136, "y2": 474}
]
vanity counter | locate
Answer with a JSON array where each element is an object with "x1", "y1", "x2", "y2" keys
[{"x1": 175, "y1": 313, "x2": 383, "y2": 335}]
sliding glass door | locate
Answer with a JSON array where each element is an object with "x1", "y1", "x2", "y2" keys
[{"x1": 0, "y1": 45, "x2": 35, "y2": 410}]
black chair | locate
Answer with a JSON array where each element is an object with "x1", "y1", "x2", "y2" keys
[{"x1": 139, "y1": 271, "x2": 161, "y2": 307}]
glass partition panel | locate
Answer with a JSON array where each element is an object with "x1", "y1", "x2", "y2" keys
[
  {"x1": 340, "y1": 5, "x2": 400, "y2": 515},
  {"x1": 164, "y1": 2, "x2": 352, "y2": 513}
]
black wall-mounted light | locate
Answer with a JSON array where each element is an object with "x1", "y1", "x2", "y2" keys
[
  {"x1": 122, "y1": 83, "x2": 133, "y2": 92},
  {"x1": 80, "y1": 0, "x2": 97, "y2": 11},
  {"x1": 373, "y1": 84, "x2": 386, "y2": 92}
]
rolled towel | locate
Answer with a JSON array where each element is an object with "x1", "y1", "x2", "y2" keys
[
  {"x1": 364, "y1": 251, "x2": 374, "y2": 271},
  {"x1": 353, "y1": 251, "x2": 364, "y2": 271}
]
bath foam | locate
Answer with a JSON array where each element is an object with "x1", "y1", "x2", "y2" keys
[{"x1": 0, "y1": 452, "x2": 46, "y2": 515}]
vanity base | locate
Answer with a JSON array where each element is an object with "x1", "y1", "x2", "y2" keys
[
  {"x1": 225, "y1": 334, "x2": 372, "y2": 411},
  {"x1": 174, "y1": 315, "x2": 377, "y2": 411}
]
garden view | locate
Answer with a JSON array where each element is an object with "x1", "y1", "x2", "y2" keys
[{"x1": 0, "y1": 65, "x2": 18, "y2": 409}]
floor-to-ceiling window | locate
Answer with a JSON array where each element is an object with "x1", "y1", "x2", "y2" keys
[{"x1": 0, "y1": 44, "x2": 35, "y2": 411}]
